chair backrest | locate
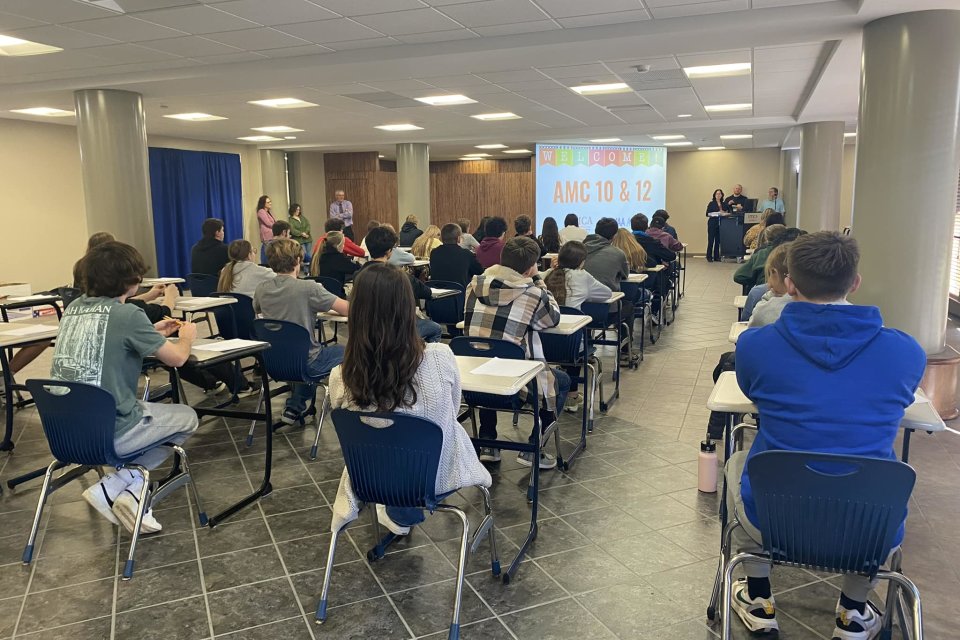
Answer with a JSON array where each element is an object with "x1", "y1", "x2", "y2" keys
[
  {"x1": 308, "y1": 275, "x2": 345, "y2": 299},
  {"x1": 539, "y1": 306, "x2": 586, "y2": 364},
  {"x1": 581, "y1": 301, "x2": 612, "y2": 328},
  {"x1": 424, "y1": 280, "x2": 466, "y2": 328},
  {"x1": 209, "y1": 292, "x2": 255, "y2": 340},
  {"x1": 25, "y1": 379, "x2": 124, "y2": 467},
  {"x1": 252, "y1": 319, "x2": 312, "y2": 383},
  {"x1": 188, "y1": 273, "x2": 218, "y2": 297},
  {"x1": 748, "y1": 451, "x2": 916, "y2": 578},
  {"x1": 331, "y1": 409, "x2": 443, "y2": 510},
  {"x1": 618, "y1": 281, "x2": 642, "y2": 305},
  {"x1": 449, "y1": 336, "x2": 525, "y2": 360}
]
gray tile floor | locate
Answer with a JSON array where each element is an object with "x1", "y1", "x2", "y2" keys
[{"x1": 1, "y1": 259, "x2": 956, "y2": 639}]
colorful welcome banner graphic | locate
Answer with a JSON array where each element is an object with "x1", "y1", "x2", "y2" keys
[{"x1": 538, "y1": 145, "x2": 666, "y2": 168}]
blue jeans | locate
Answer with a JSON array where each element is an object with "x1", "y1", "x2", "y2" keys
[
  {"x1": 416, "y1": 318, "x2": 442, "y2": 344},
  {"x1": 476, "y1": 367, "x2": 570, "y2": 444},
  {"x1": 285, "y1": 345, "x2": 345, "y2": 415},
  {"x1": 301, "y1": 242, "x2": 312, "y2": 265},
  {"x1": 386, "y1": 491, "x2": 455, "y2": 528}
]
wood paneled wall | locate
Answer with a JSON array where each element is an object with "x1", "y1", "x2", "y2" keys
[
  {"x1": 324, "y1": 151, "x2": 398, "y2": 237},
  {"x1": 430, "y1": 158, "x2": 535, "y2": 235}
]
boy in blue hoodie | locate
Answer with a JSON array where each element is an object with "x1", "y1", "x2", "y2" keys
[{"x1": 727, "y1": 232, "x2": 925, "y2": 639}]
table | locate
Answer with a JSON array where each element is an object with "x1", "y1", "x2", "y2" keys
[
  {"x1": 539, "y1": 314, "x2": 593, "y2": 468},
  {"x1": 317, "y1": 311, "x2": 348, "y2": 324},
  {"x1": 409, "y1": 259, "x2": 429, "y2": 268},
  {"x1": 175, "y1": 296, "x2": 237, "y2": 312},
  {"x1": 626, "y1": 273, "x2": 649, "y2": 283},
  {"x1": 142, "y1": 277, "x2": 185, "y2": 286},
  {"x1": 729, "y1": 321, "x2": 749, "y2": 343},
  {"x1": 734, "y1": 296, "x2": 747, "y2": 321},
  {"x1": 0, "y1": 325, "x2": 59, "y2": 452},
  {"x1": 0, "y1": 295, "x2": 63, "y2": 322},
  {"x1": 456, "y1": 355, "x2": 544, "y2": 584}
]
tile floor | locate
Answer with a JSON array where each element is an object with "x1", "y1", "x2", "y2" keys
[{"x1": 0, "y1": 259, "x2": 956, "y2": 639}]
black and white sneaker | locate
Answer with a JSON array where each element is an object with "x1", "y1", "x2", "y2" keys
[
  {"x1": 112, "y1": 489, "x2": 162, "y2": 534},
  {"x1": 517, "y1": 451, "x2": 557, "y2": 470},
  {"x1": 281, "y1": 407, "x2": 302, "y2": 425},
  {"x1": 833, "y1": 602, "x2": 881, "y2": 639},
  {"x1": 82, "y1": 483, "x2": 120, "y2": 525},
  {"x1": 478, "y1": 448, "x2": 501, "y2": 463},
  {"x1": 731, "y1": 579, "x2": 780, "y2": 635}
]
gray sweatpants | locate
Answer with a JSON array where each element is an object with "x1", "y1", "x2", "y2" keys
[{"x1": 113, "y1": 401, "x2": 199, "y2": 470}]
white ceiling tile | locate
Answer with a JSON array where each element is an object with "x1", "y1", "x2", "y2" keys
[
  {"x1": 534, "y1": 0, "x2": 644, "y2": 19},
  {"x1": 117, "y1": 0, "x2": 201, "y2": 10},
  {"x1": 537, "y1": 63, "x2": 609, "y2": 80},
  {"x1": 137, "y1": 5, "x2": 260, "y2": 33},
  {"x1": 471, "y1": 20, "x2": 560, "y2": 37},
  {"x1": 476, "y1": 69, "x2": 544, "y2": 83},
  {"x1": 677, "y1": 49, "x2": 750, "y2": 68},
  {"x1": 214, "y1": 0, "x2": 339, "y2": 26},
  {"x1": 204, "y1": 26, "x2": 311, "y2": 50},
  {"x1": 754, "y1": 42, "x2": 824, "y2": 62},
  {"x1": 5, "y1": 24, "x2": 121, "y2": 49},
  {"x1": 3, "y1": 0, "x2": 118, "y2": 23},
  {"x1": 275, "y1": 18, "x2": 385, "y2": 43},
  {"x1": 0, "y1": 11, "x2": 47, "y2": 30},
  {"x1": 557, "y1": 10, "x2": 650, "y2": 28},
  {"x1": 314, "y1": 0, "x2": 428, "y2": 16},
  {"x1": 324, "y1": 37, "x2": 401, "y2": 51},
  {"x1": 751, "y1": 0, "x2": 826, "y2": 7},
  {"x1": 352, "y1": 8, "x2": 463, "y2": 36},
  {"x1": 82, "y1": 42, "x2": 184, "y2": 63},
  {"x1": 419, "y1": 74, "x2": 492, "y2": 88},
  {"x1": 494, "y1": 79, "x2": 562, "y2": 91},
  {"x1": 394, "y1": 29, "x2": 479, "y2": 44},
  {"x1": 437, "y1": 0, "x2": 548, "y2": 28},
  {"x1": 138, "y1": 34, "x2": 242, "y2": 56},
  {"x1": 66, "y1": 15, "x2": 190, "y2": 41},
  {"x1": 187, "y1": 50, "x2": 269, "y2": 64},
  {"x1": 603, "y1": 56, "x2": 680, "y2": 74},
  {"x1": 647, "y1": 0, "x2": 748, "y2": 19},
  {"x1": 255, "y1": 44, "x2": 334, "y2": 58}
]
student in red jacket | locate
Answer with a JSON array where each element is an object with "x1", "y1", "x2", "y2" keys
[{"x1": 314, "y1": 218, "x2": 365, "y2": 258}]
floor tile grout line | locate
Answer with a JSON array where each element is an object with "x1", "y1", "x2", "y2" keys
[{"x1": 183, "y1": 475, "x2": 217, "y2": 640}]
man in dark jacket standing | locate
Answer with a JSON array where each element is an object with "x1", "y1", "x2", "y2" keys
[
  {"x1": 190, "y1": 218, "x2": 229, "y2": 276},
  {"x1": 430, "y1": 223, "x2": 483, "y2": 287}
]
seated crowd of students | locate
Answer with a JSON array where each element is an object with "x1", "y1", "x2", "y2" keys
[{"x1": 23, "y1": 205, "x2": 926, "y2": 640}]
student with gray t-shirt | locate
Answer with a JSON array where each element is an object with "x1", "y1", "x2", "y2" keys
[{"x1": 254, "y1": 238, "x2": 349, "y2": 424}]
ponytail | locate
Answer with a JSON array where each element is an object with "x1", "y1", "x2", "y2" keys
[
  {"x1": 218, "y1": 239, "x2": 253, "y2": 292},
  {"x1": 310, "y1": 231, "x2": 344, "y2": 275},
  {"x1": 544, "y1": 268, "x2": 569, "y2": 306}
]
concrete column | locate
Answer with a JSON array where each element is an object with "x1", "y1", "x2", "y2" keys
[
  {"x1": 851, "y1": 10, "x2": 960, "y2": 353},
  {"x1": 74, "y1": 89, "x2": 157, "y2": 273},
  {"x1": 259, "y1": 149, "x2": 289, "y2": 222},
  {"x1": 797, "y1": 121, "x2": 844, "y2": 231},
  {"x1": 396, "y1": 143, "x2": 430, "y2": 228},
  {"x1": 780, "y1": 149, "x2": 800, "y2": 227}
]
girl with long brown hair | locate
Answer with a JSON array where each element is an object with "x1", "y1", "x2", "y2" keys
[{"x1": 217, "y1": 239, "x2": 275, "y2": 296}]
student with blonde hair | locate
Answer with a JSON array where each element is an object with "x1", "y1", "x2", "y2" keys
[
  {"x1": 747, "y1": 243, "x2": 792, "y2": 327},
  {"x1": 610, "y1": 228, "x2": 648, "y2": 273},
  {"x1": 217, "y1": 239, "x2": 275, "y2": 297},
  {"x1": 411, "y1": 224, "x2": 442, "y2": 258},
  {"x1": 311, "y1": 230, "x2": 359, "y2": 287}
]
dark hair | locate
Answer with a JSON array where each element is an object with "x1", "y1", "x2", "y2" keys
[
  {"x1": 365, "y1": 226, "x2": 398, "y2": 259},
  {"x1": 540, "y1": 217, "x2": 560, "y2": 253},
  {"x1": 787, "y1": 231, "x2": 860, "y2": 300},
  {"x1": 544, "y1": 241, "x2": 586, "y2": 306},
  {"x1": 272, "y1": 220, "x2": 291, "y2": 237},
  {"x1": 777, "y1": 227, "x2": 807, "y2": 245},
  {"x1": 366, "y1": 220, "x2": 380, "y2": 232},
  {"x1": 325, "y1": 218, "x2": 345, "y2": 232},
  {"x1": 514, "y1": 215, "x2": 532, "y2": 236},
  {"x1": 83, "y1": 241, "x2": 147, "y2": 298},
  {"x1": 650, "y1": 216, "x2": 666, "y2": 230},
  {"x1": 342, "y1": 263, "x2": 425, "y2": 412},
  {"x1": 500, "y1": 236, "x2": 541, "y2": 273},
  {"x1": 289, "y1": 203, "x2": 301, "y2": 215},
  {"x1": 257, "y1": 195, "x2": 270, "y2": 211},
  {"x1": 563, "y1": 213, "x2": 579, "y2": 227},
  {"x1": 201, "y1": 218, "x2": 223, "y2": 239},
  {"x1": 595, "y1": 217, "x2": 618, "y2": 239},
  {"x1": 630, "y1": 213, "x2": 648, "y2": 232},
  {"x1": 218, "y1": 239, "x2": 254, "y2": 292},
  {"x1": 457, "y1": 218, "x2": 471, "y2": 233},
  {"x1": 759, "y1": 224, "x2": 787, "y2": 248},
  {"x1": 440, "y1": 223, "x2": 461, "y2": 244},
  {"x1": 770, "y1": 187, "x2": 779, "y2": 197},
  {"x1": 653, "y1": 209, "x2": 669, "y2": 221},
  {"x1": 87, "y1": 231, "x2": 115, "y2": 251},
  {"x1": 484, "y1": 216, "x2": 507, "y2": 239},
  {"x1": 765, "y1": 212, "x2": 786, "y2": 227},
  {"x1": 265, "y1": 237, "x2": 303, "y2": 273},
  {"x1": 712, "y1": 189, "x2": 725, "y2": 201},
  {"x1": 474, "y1": 216, "x2": 493, "y2": 241}
]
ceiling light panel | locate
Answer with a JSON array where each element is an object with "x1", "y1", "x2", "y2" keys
[
  {"x1": 699, "y1": 146, "x2": 726, "y2": 151},
  {"x1": 251, "y1": 126, "x2": 304, "y2": 132},
  {"x1": 464, "y1": 153, "x2": 490, "y2": 157},
  {"x1": 471, "y1": 112, "x2": 521, "y2": 121},
  {"x1": 375, "y1": 124, "x2": 423, "y2": 131},
  {"x1": 720, "y1": 134, "x2": 753, "y2": 140},
  {"x1": 163, "y1": 112, "x2": 227, "y2": 121},
  {"x1": 684, "y1": 63, "x2": 752, "y2": 78},
  {"x1": 238, "y1": 135, "x2": 284, "y2": 142},
  {"x1": 475, "y1": 144, "x2": 507, "y2": 149},
  {"x1": 10, "y1": 107, "x2": 74, "y2": 117},
  {"x1": 651, "y1": 135, "x2": 684, "y2": 140},
  {"x1": 570, "y1": 82, "x2": 631, "y2": 95},
  {"x1": 248, "y1": 98, "x2": 318, "y2": 108},
  {"x1": 0, "y1": 34, "x2": 62, "y2": 56},
  {"x1": 663, "y1": 141, "x2": 693, "y2": 147},
  {"x1": 415, "y1": 94, "x2": 477, "y2": 106},
  {"x1": 503, "y1": 149, "x2": 532, "y2": 154},
  {"x1": 590, "y1": 138, "x2": 622, "y2": 143},
  {"x1": 704, "y1": 103, "x2": 752, "y2": 112}
]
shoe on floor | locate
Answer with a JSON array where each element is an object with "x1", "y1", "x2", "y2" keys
[
  {"x1": 478, "y1": 447, "x2": 501, "y2": 463},
  {"x1": 833, "y1": 602, "x2": 881, "y2": 640},
  {"x1": 564, "y1": 393, "x2": 581, "y2": 414},
  {"x1": 517, "y1": 451, "x2": 557, "y2": 470},
  {"x1": 234, "y1": 385, "x2": 258, "y2": 399},
  {"x1": 205, "y1": 382, "x2": 228, "y2": 395},
  {"x1": 112, "y1": 489, "x2": 162, "y2": 534},
  {"x1": 281, "y1": 407, "x2": 302, "y2": 425},
  {"x1": 731, "y1": 579, "x2": 780, "y2": 635},
  {"x1": 82, "y1": 483, "x2": 120, "y2": 526}
]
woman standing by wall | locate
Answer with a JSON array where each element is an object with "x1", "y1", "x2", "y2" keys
[
  {"x1": 288, "y1": 203, "x2": 312, "y2": 263},
  {"x1": 256, "y1": 195, "x2": 276, "y2": 263}
]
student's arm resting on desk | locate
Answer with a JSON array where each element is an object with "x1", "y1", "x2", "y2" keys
[
  {"x1": 530, "y1": 278, "x2": 561, "y2": 330},
  {"x1": 410, "y1": 275, "x2": 433, "y2": 300},
  {"x1": 152, "y1": 320, "x2": 197, "y2": 367}
]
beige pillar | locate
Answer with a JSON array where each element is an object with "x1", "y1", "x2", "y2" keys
[
  {"x1": 396, "y1": 143, "x2": 430, "y2": 228},
  {"x1": 259, "y1": 149, "x2": 289, "y2": 223},
  {"x1": 74, "y1": 89, "x2": 157, "y2": 274},
  {"x1": 780, "y1": 149, "x2": 800, "y2": 227},
  {"x1": 797, "y1": 121, "x2": 844, "y2": 231},
  {"x1": 851, "y1": 10, "x2": 960, "y2": 354}
]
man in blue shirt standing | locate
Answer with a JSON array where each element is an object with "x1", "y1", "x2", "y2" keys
[{"x1": 329, "y1": 190, "x2": 354, "y2": 240}]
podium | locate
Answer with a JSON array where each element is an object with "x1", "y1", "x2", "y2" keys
[{"x1": 719, "y1": 214, "x2": 745, "y2": 259}]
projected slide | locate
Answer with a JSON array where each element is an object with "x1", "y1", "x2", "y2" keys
[{"x1": 535, "y1": 144, "x2": 667, "y2": 235}]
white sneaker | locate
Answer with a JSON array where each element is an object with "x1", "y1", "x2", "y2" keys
[
  {"x1": 564, "y1": 393, "x2": 581, "y2": 414},
  {"x1": 205, "y1": 382, "x2": 228, "y2": 395},
  {"x1": 833, "y1": 602, "x2": 881, "y2": 640},
  {"x1": 517, "y1": 451, "x2": 557, "y2": 470},
  {"x1": 112, "y1": 488, "x2": 163, "y2": 534},
  {"x1": 82, "y1": 483, "x2": 120, "y2": 525},
  {"x1": 375, "y1": 504, "x2": 411, "y2": 536},
  {"x1": 731, "y1": 579, "x2": 780, "y2": 635},
  {"x1": 478, "y1": 447, "x2": 501, "y2": 463}
]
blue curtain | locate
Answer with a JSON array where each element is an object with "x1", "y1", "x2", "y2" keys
[{"x1": 148, "y1": 147, "x2": 243, "y2": 278}]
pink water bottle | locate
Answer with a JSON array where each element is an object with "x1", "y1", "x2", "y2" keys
[{"x1": 698, "y1": 440, "x2": 718, "y2": 493}]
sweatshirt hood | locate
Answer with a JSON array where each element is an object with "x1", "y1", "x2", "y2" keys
[
  {"x1": 400, "y1": 221, "x2": 418, "y2": 232},
  {"x1": 471, "y1": 265, "x2": 531, "y2": 307},
  {"x1": 582, "y1": 234, "x2": 610, "y2": 254},
  {"x1": 478, "y1": 236, "x2": 503, "y2": 248},
  {"x1": 775, "y1": 302, "x2": 883, "y2": 370}
]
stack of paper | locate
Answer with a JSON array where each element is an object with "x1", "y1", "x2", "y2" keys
[{"x1": 470, "y1": 357, "x2": 541, "y2": 378}]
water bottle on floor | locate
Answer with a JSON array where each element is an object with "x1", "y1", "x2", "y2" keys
[{"x1": 698, "y1": 440, "x2": 718, "y2": 493}]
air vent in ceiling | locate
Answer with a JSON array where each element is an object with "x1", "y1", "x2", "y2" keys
[{"x1": 625, "y1": 70, "x2": 690, "y2": 91}]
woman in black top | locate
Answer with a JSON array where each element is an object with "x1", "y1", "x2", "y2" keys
[
  {"x1": 705, "y1": 188, "x2": 731, "y2": 262},
  {"x1": 310, "y1": 231, "x2": 359, "y2": 286},
  {"x1": 539, "y1": 216, "x2": 561, "y2": 254},
  {"x1": 473, "y1": 216, "x2": 493, "y2": 242}
]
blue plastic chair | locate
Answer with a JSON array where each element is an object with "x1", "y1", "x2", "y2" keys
[
  {"x1": 424, "y1": 280, "x2": 466, "y2": 337},
  {"x1": 251, "y1": 319, "x2": 330, "y2": 457},
  {"x1": 539, "y1": 306, "x2": 599, "y2": 432},
  {"x1": 22, "y1": 380, "x2": 206, "y2": 580},
  {"x1": 717, "y1": 451, "x2": 923, "y2": 639},
  {"x1": 316, "y1": 409, "x2": 499, "y2": 640},
  {"x1": 209, "y1": 292, "x2": 255, "y2": 340},
  {"x1": 618, "y1": 280, "x2": 651, "y2": 348},
  {"x1": 187, "y1": 273, "x2": 218, "y2": 297},
  {"x1": 306, "y1": 276, "x2": 345, "y2": 345}
]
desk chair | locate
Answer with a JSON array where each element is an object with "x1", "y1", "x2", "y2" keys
[
  {"x1": 582, "y1": 300, "x2": 633, "y2": 414},
  {"x1": 22, "y1": 380, "x2": 205, "y2": 580},
  {"x1": 424, "y1": 280, "x2": 466, "y2": 338},
  {"x1": 540, "y1": 306, "x2": 599, "y2": 436},
  {"x1": 251, "y1": 319, "x2": 330, "y2": 459},
  {"x1": 307, "y1": 276, "x2": 345, "y2": 345},
  {"x1": 186, "y1": 273, "x2": 218, "y2": 336},
  {"x1": 316, "y1": 409, "x2": 499, "y2": 640},
  {"x1": 712, "y1": 450, "x2": 923, "y2": 640},
  {"x1": 209, "y1": 292, "x2": 257, "y2": 402},
  {"x1": 619, "y1": 281, "x2": 651, "y2": 348}
]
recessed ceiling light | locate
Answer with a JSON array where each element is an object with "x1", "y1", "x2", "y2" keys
[
  {"x1": 283, "y1": 136, "x2": 297, "y2": 140},
  {"x1": 238, "y1": 135, "x2": 284, "y2": 142},
  {"x1": 378, "y1": 154, "x2": 385, "y2": 158},
  {"x1": 375, "y1": 123, "x2": 423, "y2": 131},
  {"x1": 663, "y1": 141, "x2": 694, "y2": 147},
  {"x1": 0, "y1": 34, "x2": 62, "y2": 57},
  {"x1": 475, "y1": 143, "x2": 507, "y2": 149},
  {"x1": 10, "y1": 107, "x2": 73, "y2": 117},
  {"x1": 705, "y1": 103, "x2": 752, "y2": 112},
  {"x1": 471, "y1": 112, "x2": 521, "y2": 121},
  {"x1": 590, "y1": 138, "x2": 622, "y2": 143},
  {"x1": 844, "y1": 132, "x2": 857, "y2": 138},
  {"x1": 464, "y1": 153, "x2": 491, "y2": 158},
  {"x1": 651, "y1": 135, "x2": 684, "y2": 141},
  {"x1": 570, "y1": 82, "x2": 631, "y2": 95},
  {"x1": 459, "y1": 156, "x2": 484, "y2": 161},
  {"x1": 252, "y1": 125, "x2": 304, "y2": 133},
  {"x1": 503, "y1": 149, "x2": 532, "y2": 154},
  {"x1": 699, "y1": 146, "x2": 726, "y2": 151},
  {"x1": 248, "y1": 98, "x2": 318, "y2": 109},
  {"x1": 683, "y1": 63, "x2": 752, "y2": 78},
  {"x1": 720, "y1": 134, "x2": 753, "y2": 140},
  {"x1": 415, "y1": 94, "x2": 476, "y2": 106},
  {"x1": 677, "y1": 114, "x2": 692, "y2": 118},
  {"x1": 163, "y1": 112, "x2": 227, "y2": 121}
]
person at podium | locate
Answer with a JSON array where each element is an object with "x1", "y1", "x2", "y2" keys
[{"x1": 724, "y1": 184, "x2": 753, "y2": 213}]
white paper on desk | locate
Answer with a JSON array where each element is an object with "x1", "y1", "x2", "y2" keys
[
  {"x1": 558, "y1": 313, "x2": 586, "y2": 324},
  {"x1": 178, "y1": 297, "x2": 222, "y2": 307},
  {"x1": 7, "y1": 295, "x2": 53, "y2": 302},
  {"x1": 193, "y1": 339, "x2": 262, "y2": 352},
  {"x1": 0, "y1": 324, "x2": 56, "y2": 336},
  {"x1": 470, "y1": 357, "x2": 540, "y2": 378}
]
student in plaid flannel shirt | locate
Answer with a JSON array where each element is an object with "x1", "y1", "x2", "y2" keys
[{"x1": 464, "y1": 236, "x2": 570, "y2": 470}]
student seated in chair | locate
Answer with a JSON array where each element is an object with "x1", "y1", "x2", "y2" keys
[
  {"x1": 313, "y1": 218, "x2": 365, "y2": 259},
  {"x1": 254, "y1": 238, "x2": 349, "y2": 425},
  {"x1": 190, "y1": 218, "x2": 229, "y2": 277},
  {"x1": 328, "y1": 263, "x2": 492, "y2": 535},
  {"x1": 310, "y1": 231, "x2": 359, "y2": 287},
  {"x1": 271, "y1": 219, "x2": 292, "y2": 240},
  {"x1": 54, "y1": 241, "x2": 200, "y2": 534},
  {"x1": 728, "y1": 231, "x2": 925, "y2": 639},
  {"x1": 465, "y1": 236, "x2": 569, "y2": 470},
  {"x1": 361, "y1": 226, "x2": 442, "y2": 343},
  {"x1": 217, "y1": 239, "x2": 275, "y2": 297},
  {"x1": 429, "y1": 223, "x2": 483, "y2": 288}
]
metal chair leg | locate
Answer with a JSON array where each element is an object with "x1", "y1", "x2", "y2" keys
[
  {"x1": 315, "y1": 528, "x2": 343, "y2": 623},
  {"x1": 707, "y1": 517, "x2": 741, "y2": 621},
  {"x1": 310, "y1": 389, "x2": 330, "y2": 460},
  {"x1": 474, "y1": 485, "x2": 500, "y2": 576},
  {"x1": 122, "y1": 465, "x2": 151, "y2": 580},
  {"x1": 877, "y1": 565, "x2": 924, "y2": 640},
  {"x1": 721, "y1": 553, "x2": 754, "y2": 639},
  {"x1": 586, "y1": 362, "x2": 597, "y2": 431},
  {"x1": 170, "y1": 445, "x2": 207, "y2": 527},
  {"x1": 246, "y1": 385, "x2": 265, "y2": 446},
  {"x1": 22, "y1": 460, "x2": 59, "y2": 564},
  {"x1": 437, "y1": 505, "x2": 471, "y2": 640}
]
